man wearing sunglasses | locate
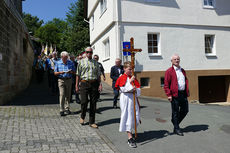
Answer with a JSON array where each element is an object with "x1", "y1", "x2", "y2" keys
[{"x1": 76, "y1": 47, "x2": 102, "y2": 128}]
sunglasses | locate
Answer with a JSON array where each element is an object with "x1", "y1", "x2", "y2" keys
[{"x1": 86, "y1": 51, "x2": 93, "y2": 54}]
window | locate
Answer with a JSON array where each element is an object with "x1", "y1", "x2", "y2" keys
[
  {"x1": 103, "y1": 38, "x2": 110, "y2": 59},
  {"x1": 160, "y1": 77, "x2": 164, "y2": 87},
  {"x1": 203, "y1": 0, "x2": 215, "y2": 8},
  {"x1": 148, "y1": 33, "x2": 160, "y2": 55},
  {"x1": 100, "y1": 0, "x2": 107, "y2": 15},
  {"x1": 205, "y1": 35, "x2": 215, "y2": 55},
  {"x1": 140, "y1": 78, "x2": 150, "y2": 87}
]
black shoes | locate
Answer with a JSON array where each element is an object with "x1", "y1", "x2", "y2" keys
[
  {"x1": 60, "y1": 111, "x2": 65, "y2": 116},
  {"x1": 128, "y1": 138, "x2": 137, "y2": 148},
  {"x1": 65, "y1": 110, "x2": 71, "y2": 115},
  {"x1": 174, "y1": 129, "x2": 184, "y2": 136},
  {"x1": 113, "y1": 104, "x2": 117, "y2": 109},
  {"x1": 76, "y1": 100, "x2": 81, "y2": 104},
  {"x1": 60, "y1": 110, "x2": 71, "y2": 116}
]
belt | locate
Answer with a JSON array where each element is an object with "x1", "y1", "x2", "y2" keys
[
  {"x1": 81, "y1": 79, "x2": 97, "y2": 83},
  {"x1": 59, "y1": 77, "x2": 71, "y2": 80},
  {"x1": 178, "y1": 90, "x2": 186, "y2": 94}
]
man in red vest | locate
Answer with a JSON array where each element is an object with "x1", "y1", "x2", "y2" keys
[{"x1": 164, "y1": 54, "x2": 189, "y2": 136}]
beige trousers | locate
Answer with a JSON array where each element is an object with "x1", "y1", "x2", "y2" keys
[{"x1": 58, "y1": 78, "x2": 72, "y2": 112}]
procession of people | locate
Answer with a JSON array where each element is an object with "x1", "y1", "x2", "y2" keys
[{"x1": 33, "y1": 45, "x2": 189, "y2": 148}]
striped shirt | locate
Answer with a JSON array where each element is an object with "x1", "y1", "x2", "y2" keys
[
  {"x1": 76, "y1": 58, "x2": 100, "y2": 80},
  {"x1": 55, "y1": 59, "x2": 75, "y2": 78}
]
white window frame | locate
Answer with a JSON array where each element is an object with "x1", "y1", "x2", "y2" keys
[
  {"x1": 100, "y1": 0, "x2": 107, "y2": 16},
  {"x1": 147, "y1": 33, "x2": 161, "y2": 56},
  {"x1": 205, "y1": 34, "x2": 216, "y2": 56},
  {"x1": 103, "y1": 38, "x2": 110, "y2": 61},
  {"x1": 203, "y1": 0, "x2": 216, "y2": 9}
]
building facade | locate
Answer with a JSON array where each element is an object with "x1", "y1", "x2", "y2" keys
[
  {"x1": 0, "y1": 0, "x2": 34, "y2": 105},
  {"x1": 87, "y1": 0, "x2": 230, "y2": 102}
]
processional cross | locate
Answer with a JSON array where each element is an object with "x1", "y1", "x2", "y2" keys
[{"x1": 123, "y1": 37, "x2": 142, "y2": 138}]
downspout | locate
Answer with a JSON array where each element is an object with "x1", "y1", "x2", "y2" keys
[{"x1": 116, "y1": 0, "x2": 122, "y2": 60}]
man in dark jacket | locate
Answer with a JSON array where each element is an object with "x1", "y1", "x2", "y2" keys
[
  {"x1": 164, "y1": 54, "x2": 189, "y2": 136},
  {"x1": 110, "y1": 58, "x2": 124, "y2": 108}
]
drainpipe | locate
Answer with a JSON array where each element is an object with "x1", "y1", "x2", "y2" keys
[{"x1": 116, "y1": 0, "x2": 122, "y2": 61}]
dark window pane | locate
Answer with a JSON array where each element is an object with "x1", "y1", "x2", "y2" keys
[
  {"x1": 153, "y1": 41, "x2": 158, "y2": 46},
  {"x1": 153, "y1": 47, "x2": 158, "y2": 53},
  {"x1": 140, "y1": 78, "x2": 149, "y2": 87},
  {"x1": 148, "y1": 34, "x2": 152, "y2": 40},
  {"x1": 148, "y1": 41, "x2": 153, "y2": 47},
  {"x1": 153, "y1": 34, "x2": 157, "y2": 40},
  {"x1": 148, "y1": 47, "x2": 153, "y2": 53}
]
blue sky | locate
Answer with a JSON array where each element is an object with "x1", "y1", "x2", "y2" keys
[{"x1": 22, "y1": 0, "x2": 77, "y2": 23}]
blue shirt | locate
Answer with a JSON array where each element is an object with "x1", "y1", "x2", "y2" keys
[
  {"x1": 45, "y1": 58, "x2": 52, "y2": 70},
  {"x1": 55, "y1": 59, "x2": 75, "y2": 78}
]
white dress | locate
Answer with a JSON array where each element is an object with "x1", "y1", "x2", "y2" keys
[{"x1": 119, "y1": 77, "x2": 141, "y2": 132}]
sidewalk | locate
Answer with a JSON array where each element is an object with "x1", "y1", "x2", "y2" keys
[{"x1": 0, "y1": 78, "x2": 117, "y2": 153}]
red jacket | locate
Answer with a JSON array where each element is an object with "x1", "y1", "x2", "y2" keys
[{"x1": 164, "y1": 66, "x2": 189, "y2": 98}]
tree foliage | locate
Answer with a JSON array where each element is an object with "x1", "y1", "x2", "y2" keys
[
  {"x1": 65, "y1": 0, "x2": 89, "y2": 54},
  {"x1": 23, "y1": 0, "x2": 89, "y2": 55},
  {"x1": 22, "y1": 13, "x2": 43, "y2": 35},
  {"x1": 35, "y1": 23, "x2": 61, "y2": 45}
]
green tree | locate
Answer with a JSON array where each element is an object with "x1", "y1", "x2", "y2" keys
[
  {"x1": 47, "y1": 18, "x2": 67, "y2": 33},
  {"x1": 66, "y1": 0, "x2": 89, "y2": 54},
  {"x1": 22, "y1": 13, "x2": 43, "y2": 35},
  {"x1": 47, "y1": 18, "x2": 68, "y2": 51},
  {"x1": 35, "y1": 23, "x2": 61, "y2": 45}
]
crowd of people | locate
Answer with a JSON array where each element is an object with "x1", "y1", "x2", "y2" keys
[{"x1": 33, "y1": 49, "x2": 189, "y2": 148}]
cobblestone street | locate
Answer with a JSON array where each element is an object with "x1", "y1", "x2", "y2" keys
[
  {"x1": 0, "y1": 105, "x2": 116, "y2": 153},
  {"x1": 0, "y1": 76, "x2": 116, "y2": 153}
]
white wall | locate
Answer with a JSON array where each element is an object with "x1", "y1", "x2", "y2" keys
[
  {"x1": 121, "y1": 23, "x2": 230, "y2": 71},
  {"x1": 89, "y1": 0, "x2": 117, "y2": 44},
  {"x1": 121, "y1": 0, "x2": 230, "y2": 27},
  {"x1": 92, "y1": 25, "x2": 119, "y2": 73}
]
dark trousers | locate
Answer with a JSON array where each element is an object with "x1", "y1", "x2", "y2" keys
[
  {"x1": 80, "y1": 81, "x2": 99, "y2": 124},
  {"x1": 71, "y1": 77, "x2": 80, "y2": 102},
  {"x1": 47, "y1": 70, "x2": 52, "y2": 88},
  {"x1": 171, "y1": 91, "x2": 189, "y2": 130},
  {"x1": 51, "y1": 75, "x2": 58, "y2": 93},
  {"x1": 113, "y1": 88, "x2": 119, "y2": 106},
  {"x1": 35, "y1": 69, "x2": 44, "y2": 83}
]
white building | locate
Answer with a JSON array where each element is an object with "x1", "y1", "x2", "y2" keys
[{"x1": 86, "y1": 0, "x2": 230, "y2": 103}]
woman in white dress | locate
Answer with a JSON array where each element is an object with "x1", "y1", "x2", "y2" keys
[{"x1": 115, "y1": 61, "x2": 141, "y2": 148}]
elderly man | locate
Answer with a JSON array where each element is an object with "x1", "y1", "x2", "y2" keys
[
  {"x1": 164, "y1": 54, "x2": 189, "y2": 136},
  {"x1": 110, "y1": 58, "x2": 124, "y2": 108},
  {"x1": 54, "y1": 51, "x2": 75, "y2": 116},
  {"x1": 76, "y1": 47, "x2": 102, "y2": 128}
]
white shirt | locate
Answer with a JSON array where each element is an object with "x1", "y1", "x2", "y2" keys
[{"x1": 173, "y1": 65, "x2": 185, "y2": 91}]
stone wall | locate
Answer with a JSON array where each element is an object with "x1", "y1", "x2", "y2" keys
[{"x1": 0, "y1": 0, "x2": 34, "y2": 105}]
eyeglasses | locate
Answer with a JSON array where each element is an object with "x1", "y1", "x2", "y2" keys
[{"x1": 86, "y1": 51, "x2": 93, "y2": 54}]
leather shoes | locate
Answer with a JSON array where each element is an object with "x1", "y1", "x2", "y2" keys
[
  {"x1": 80, "y1": 118, "x2": 84, "y2": 125},
  {"x1": 89, "y1": 123, "x2": 98, "y2": 128},
  {"x1": 174, "y1": 129, "x2": 184, "y2": 136},
  {"x1": 65, "y1": 110, "x2": 71, "y2": 115},
  {"x1": 60, "y1": 111, "x2": 65, "y2": 116},
  {"x1": 113, "y1": 104, "x2": 117, "y2": 109}
]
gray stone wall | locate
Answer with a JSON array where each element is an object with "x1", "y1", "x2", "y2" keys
[{"x1": 0, "y1": 0, "x2": 34, "y2": 105}]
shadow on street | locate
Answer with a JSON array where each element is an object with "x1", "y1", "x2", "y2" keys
[
  {"x1": 182, "y1": 124, "x2": 209, "y2": 133},
  {"x1": 7, "y1": 73, "x2": 59, "y2": 106}
]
